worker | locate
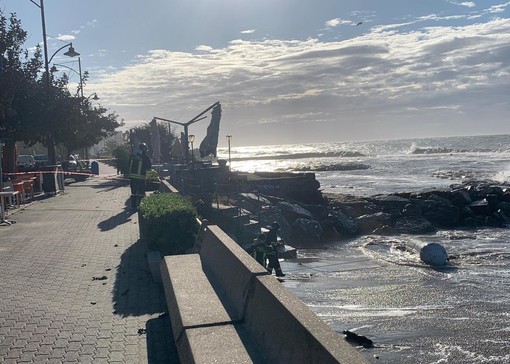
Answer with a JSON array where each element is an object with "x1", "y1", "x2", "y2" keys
[
  {"x1": 265, "y1": 222, "x2": 285, "y2": 277},
  {"x1": 247, "y1": 233, "x2": 268, "y2": 268},
  {"x1": 128, "y1": 143, "x2": 152, "y2": 210}
]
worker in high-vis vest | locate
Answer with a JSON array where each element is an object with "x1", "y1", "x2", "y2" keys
[{"x1": 128, "y1": 143, "x2": 152, "y2": 210}]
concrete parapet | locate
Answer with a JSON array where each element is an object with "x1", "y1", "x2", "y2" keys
[
  {"x1": 245, "y1": 275, "x2": 367, "y2": 363},
  {"x1": 179, "y1": 324, "x2": 265, "y2": 364},
  {"x1": 161, "y1": 225, "x2": 368, "y2": 363},
  {"x1": 161, "y1": 254, "x2": 264, "y2": 363},
  {"x1": 161, "y1": 254, "x2": 237, "y2": 340},
  {"x1": 199, "y1": 225, "x2": 268, "y2": 319}
]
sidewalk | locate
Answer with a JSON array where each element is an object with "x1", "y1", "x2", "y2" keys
[{"x1": 0, "y1": 163, "x2": 179, "y2": 363}]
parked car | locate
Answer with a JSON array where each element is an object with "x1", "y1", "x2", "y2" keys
[
  {"x1": 34, "y1": 154, "x2": 48, "y2": 167},
  {"x1": 17, "y1": 154, "x2": 35, "y2": 170}
]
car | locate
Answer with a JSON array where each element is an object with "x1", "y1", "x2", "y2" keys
[
  {"x1": 17, "y1": 154, "x2": 35, "y2": 169},
  {"x1": 34, "y1": 154, "x2": 48, "y2": 167}
]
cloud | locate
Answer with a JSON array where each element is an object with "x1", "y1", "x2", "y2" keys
[
  {"x1": 448, "y1": 1, "x2": 476, "y2": 7},
  {"x1": 90, "y1": 18, "x2": 510, "y2": 144},
  {"x1": 325, "y1": 18, "x2": 353, "y2": 27},
  {"x1": 56, "y1": 34, "x2": 75, "y2": 42},
  {"x1": 241, "y1": 29, "x2": 256, "y2": 34}
]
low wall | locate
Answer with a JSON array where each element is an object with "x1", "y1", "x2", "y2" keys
[
  {"x1": 159, "y1": 178, "x2": 367, "y2": 363},
  {"x1": 196, "y1": 225, "x2": 367, "y2": 363}
]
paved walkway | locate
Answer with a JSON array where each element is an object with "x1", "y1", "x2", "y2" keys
[{"x1": 0, "y1": 163, "x2": 179, "y2": 363}]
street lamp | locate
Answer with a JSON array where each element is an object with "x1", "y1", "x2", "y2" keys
[
  {"x1": 29, "y1": 0, "x2": 81, "y2": 165},
  {"x1": 188, "y1": 134, "x2": 195, "y2": 165},
  {"x1": 51, "y1": 57, "x2": 84, "y2": 98},
  {"x1": 226, "y1": 134, "x2": 232, "y2": 170}
]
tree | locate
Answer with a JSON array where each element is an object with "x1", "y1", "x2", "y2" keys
[
  {"x1": 0, "y1": 10, "x2": 44, "y2": 172},
  {"x1": 1, "y1": 9, "x2": 122, "y2": 171},
  {"x1": 130, "y1": 122, "x2": 175, "y2": 163}
]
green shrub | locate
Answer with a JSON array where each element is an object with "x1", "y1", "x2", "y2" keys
[
  {"x1": 139, "y1": 193, "x2": 198, "y2": 255},
  {"x1": 112, "y1": 144, "x2": 131, "y2": 176},
  {"x1": 145, "y1": 169, "x2": 160, "y2": 182}
]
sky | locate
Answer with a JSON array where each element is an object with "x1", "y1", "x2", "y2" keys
[{"x1": 1, "y1": 0, "x2": 509, "y2": 147}]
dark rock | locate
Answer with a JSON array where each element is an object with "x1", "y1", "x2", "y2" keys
[
  {"x1": 394, "y1": 216, "x2": 436, "y2": 234},
  {"x1": 450, "y1": 189, "x2": 472, "y2": 208},
  {"x1": 355, "y1": 212, "x2": 393, "y2": 235},
  {"x1": 402, "y1": 203, "x2": 422, "y2": 217},
  {"x1": 469, "y1": 199, "x2": 490, "y2": 215},
  {"x1": 370, "y1": 195, "x2": 410, "y2": 212},
  {"x1": 292, "y1": 218, "x2": 323, "y2": 246},
  {"x1": 372, "y1": 225, "x2": 394, "y2": 235},
  {"x1": 277, "y1": 201, "x2": 314, "y2": 223},
  {"x1": 329, "y1": 210, "x2": 358, "y2": 237},
  {"x1": 423, "y1": 204, "x2": 460, "y2": 227},
  {"x1": 497, "y1": 202, "x2": 510, "y2": 216}
]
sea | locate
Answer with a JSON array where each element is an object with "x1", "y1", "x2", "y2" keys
[{"x1": 218, "y1": 134, "x2": 510, "y2": 364}]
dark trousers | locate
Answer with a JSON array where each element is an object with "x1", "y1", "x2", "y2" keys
[
  {"x1": 130, "y1": 178, "x2": 146, "y2": 208},
  {"x1": 267, "y1": 254, "x2": 283, "y2": 275}
]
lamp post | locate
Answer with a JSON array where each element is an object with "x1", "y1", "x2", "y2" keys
[
  {"x1": 29, "y1": 0, "x2": 80, "y2": 165},
  {"x1": 226, "y1": 134, "x2": 232, "y2": 170},
  {"x1": 51, "y1": 57, "x2": 84, "y2": 98},
  {"x1": 188, "y1": 134, "x2": 195, "y2": 166}
]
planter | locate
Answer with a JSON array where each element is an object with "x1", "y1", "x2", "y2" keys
[
  {"x1": 147, "y1": 250, "x2": 162, "y2": 283},
  {"x1": 145, "y1": 180, "x2": 160, "y2": 191}
]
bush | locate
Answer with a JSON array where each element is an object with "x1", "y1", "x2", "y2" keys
[
  {"x1": 145, "y1": 169, "x2": 160, "y2": 182},
  {"x1": 139, "y1": 193, "x2": 198, "y2": 255},
  {"x1": 112, "y1": 144, "x2": 131, "y2": 176}
]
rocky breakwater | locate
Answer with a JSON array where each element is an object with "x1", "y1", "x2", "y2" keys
[{"x1": 249, "y1": 179, "x2": 510, "y2": 248}]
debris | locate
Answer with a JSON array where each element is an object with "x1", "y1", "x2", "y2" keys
[
  {"x1": 343, "y1": 330, "x2": 374, "y2": 348},
  {"x1": 81, "y1": 264, "x2": 87, "y2": 267},
  {"x1": 92, "y1": 275, "x2": 108, "y2": 281},
  {"x1": 137, "y1": 328, "x2": 146, "y2": 335},
  {"x1": 114, "y1": 244, "x2": 119, "y2": 247},
  {"x1": 105, "y1": 268, "x2": 112, "y2": 271},
  {"x1": 90, "y1": 302, "x2": 96, "y2": 305}
]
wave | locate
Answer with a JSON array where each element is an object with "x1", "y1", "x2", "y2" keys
[
  {"x1": 292, "y1": 162, "x2": 371, "y2": 172},
  {"x1": 408, "y1": 142, "x2": 494, "y2": 155},
  {"x1": 231, "y1": 150, "x2": 366, "y2": 162}
]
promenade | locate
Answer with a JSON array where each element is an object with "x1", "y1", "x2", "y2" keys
[{"x1": 0, "y1": 163, "x2": 179, "y2": 363}]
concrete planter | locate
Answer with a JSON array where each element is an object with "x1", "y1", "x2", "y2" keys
[{"x1": 147, "y1": 250, "x2": 162, "y2": 283}]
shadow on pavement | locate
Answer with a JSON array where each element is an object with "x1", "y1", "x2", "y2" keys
[
  {"x1": 146, "y1": 316, "x2": 179, "y2": 364},
  {"x1": 112, "y1": 236, "x2": 165, "y2": 317},
  {"x1": 98, "y1": 206, "x2": 136, "y2": 231}
]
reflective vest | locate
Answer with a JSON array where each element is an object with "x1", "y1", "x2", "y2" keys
[{"x1": 129, "y1": 155, "x2": 146, "y2": 180}]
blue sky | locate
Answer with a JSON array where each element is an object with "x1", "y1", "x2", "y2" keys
[{"x1": 1, "y1": 0, "x2": 509, "y2": 146}]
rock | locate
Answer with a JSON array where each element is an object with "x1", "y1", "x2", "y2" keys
[
  {"x1": 372, "y1": 225, "x2": 394, "y2": 235},
  {"x1": 277, "y1": 201, "x2": 314, "y2": 222},
  {"x1": 370, "y1": 195, "x2": 410, "y2": 212},
  {"x1": 292, "y1": 218, "x2": 323, "y2": 246},
  {"x1": 450, "y1": 189, "x2": 472, "y2": 208},
  {"x1": 402, "y1": 203, "x2": 422, "y2": 217},
  {"x1": 355, "y1": 212, "x2": 393, "y2": 235},
  {"x1": 394, "y1": 216, "x2": 436, "y2": 234},
  {"x1": 423, "y1": 204, "x2": 460, "y2": 227},
  {"x1": 469, "y1": 199, "x2": 490, "y2": 215},
  {"x1": 329, "y1": 210, "x2": 358, "y2": 237}
]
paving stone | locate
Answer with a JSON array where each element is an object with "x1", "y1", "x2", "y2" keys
[{"x1": 0, "y1": 164, "x2": 178, "y2": 364}]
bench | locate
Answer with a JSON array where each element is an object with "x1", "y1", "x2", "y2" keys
[{"x1": 161, "y1": 225, "x2": 368, "y2": 364}]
